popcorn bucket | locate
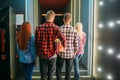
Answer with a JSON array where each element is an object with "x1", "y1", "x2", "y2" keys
[{"x1": 55, "y1": 39, "x2": 64, "y2": 53}]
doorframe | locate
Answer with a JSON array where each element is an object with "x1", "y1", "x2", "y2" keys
[{"x1": 25, "y1": 0, "x2": 94, "y2": 78}]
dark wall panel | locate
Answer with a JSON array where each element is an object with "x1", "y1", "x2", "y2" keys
[
  {"x1": 0, "y1": 0, "x2": 25, "y2": 14},
  {"x1": 0, "y1": 6, "x2": 16, "y2": 80},
  {"x1": 93, "y1": 0, "x2": 120, "y2": 79}
]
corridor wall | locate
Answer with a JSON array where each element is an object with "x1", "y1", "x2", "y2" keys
[
  {"x1": 93, "y1": 0, "x2": 120, "y2": 79},
  {"x1": 0, "y1": 7, "x2": 16, "y2": 80}
]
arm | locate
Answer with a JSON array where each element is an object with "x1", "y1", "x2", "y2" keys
[
  {"x1": 31, "y1": 35, "x2": 36, "y2": 57},
  {"x1": 74, "y1": 33, "x2": 79, "y2": 54},
  {"x1": 34, "y1": 27, "x2": 39, "y2": 49},
  {"x1": 82, "y1": 33, "x2": 86, "y2": 47},
  {"x1": 56, "y1": 28, "x2": 66, "y2": 47},
  {"x1": 16, "y1": 44, "x2": 20, "y2": 56}
]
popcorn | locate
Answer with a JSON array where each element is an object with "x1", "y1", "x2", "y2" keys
[
  {"x1": 55, "y1": 39, "x2": 64, "y2": 53},
  {"x1": 55, "y1": 39, "x2": 61, "y2": 43}
]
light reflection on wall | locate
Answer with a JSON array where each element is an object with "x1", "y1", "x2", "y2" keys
[
  {"x1": 93, "y1": 0, "x2": 120, "y2": 79},
  {"x1": 98, "y1": 23, "x2": 104, "y2": 28}
]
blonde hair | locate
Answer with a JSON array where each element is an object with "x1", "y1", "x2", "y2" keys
[
  {"x1": 75, "y1": 22, "x2": 83, "y2": 32},
  {"x1": 46, "y1": 10, "x2": 55, "y2": 20},
  {"x1": 63, "y1": 12, "x2": 72, "y2": 22},
  {"x1": 17, "y1": 22, "x2": 31, "y2": 50},
  {"x1": 75, "y1": 22, "x2": 84, "y2": 38}
]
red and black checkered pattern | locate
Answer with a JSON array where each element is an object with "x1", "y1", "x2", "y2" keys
[{"x1": 35, "y1": 21, "x2": 65, "y2": 59}]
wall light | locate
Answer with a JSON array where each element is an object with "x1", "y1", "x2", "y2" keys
[
  {"x1": 98, "y1": 45, "x2": 103, "y2": 50},
  {"x1": 116, "y1": 20, "x2": 120, "y2": 24},
  {"x1": 107, "y1": 48, "x2": 114, "y2": 55},
  {"x1": 99, "y1": 1, "x2": 104, "y2": 6},
  {"x1": 97, "y1": 67, "x2": 102, "y2": 72},
  {"x1": 116, "y1": 54, "x2": 120, "y2": 59},
  {"x1": 108, "y1": 21, "x2": 115, "y2": 28},
  {"x1": 98, "y1": 23, "x2": 104, "y2": 28},
  {"x1": 106, "y1": 74, "x2": 113, "y2": 80}
]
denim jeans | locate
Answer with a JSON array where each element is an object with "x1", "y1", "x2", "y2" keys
[
  {"x1": 56, "y1": 55, "x2": 73, "y2": 80},
  {"x1": 22, "y1": 62, "x2": 35, "y2": 80},
  {"x1": 73, "y1": 54, "x2": 83, "y2": 80},
  {"x1": 39, "y1": 58, "x2": 56, "y2": 80}
]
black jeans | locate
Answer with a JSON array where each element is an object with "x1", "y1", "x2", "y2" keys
[
  {"x1": 56, "y1": 55, "x2": 73, "y2": 80},
  {"x1": 39, "y1": 58, "x2": 56, "y2": 80}
]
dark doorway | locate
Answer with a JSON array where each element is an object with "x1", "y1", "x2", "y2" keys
[{"x1": 33, "y1": 0, "x2": 90, "y2": 78}]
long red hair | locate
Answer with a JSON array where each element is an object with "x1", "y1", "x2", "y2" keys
[{"x1": 17, "y1": 22, "x2": 31, "y2": 50}]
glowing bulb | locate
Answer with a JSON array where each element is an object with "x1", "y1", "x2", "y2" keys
[
  {"x1": 98, "y1": 46, "x2": 103, "y2": 50},
  {"x1": 116, "y1": 54, "x2": 120, "y2": 59},
  {"x1": 106, "y1": 74, "x2": 113, "y2": 80},
  {"x1": 99, "y1": 1, "x2": 104, "y2": 6},
  {"x1": 108, "y1": 21, "x2": 115, "y2": 28},
  {"x1": 107, "y1": 48, "x2": 114, "y2": 55},
  {"x1": 98, "y1": 23, "x2": 104, "y2": 28},
  {"x1": 116, "y1": 20, "x2": 120, "y2": 24},
  {"x1": 97, "y1": 67, "x2": 102, "y2": 72}
]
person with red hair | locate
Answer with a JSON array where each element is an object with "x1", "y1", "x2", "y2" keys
[{"x1": 16, "y1": 22, "x2": 36, "y2": 80}]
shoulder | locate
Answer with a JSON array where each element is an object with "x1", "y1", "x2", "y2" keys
[
  {"x1": 70, "y1": 26, "x2": 77, "y2": 34},
  {"x1": 36, "y1": 24, "x2": 42, "y2": 30},
  {"x1": 69, "y1": 25, "x2": 76, "y2": 31},
  {"x1": 60, "y1": 25, "x2": 65, "y2": 30},
  {"x1": 82, "y1": 32, "x2": 86, "y2": 36},
  {"x1": 52, "y1": 24, "x2": 60, "y2": 30},
  {"x1": 60, "y1": 25, "x2": 64, "y2": 28},
  {"x1": 52, "y1": 23, "x2": 59, "y2": 28}
]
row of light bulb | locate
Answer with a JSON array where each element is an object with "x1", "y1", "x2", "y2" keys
[
  {"x1": 98, "y1": 44, "x2": 120, "y2": 79},
  {"x1": 98, "y1": 20, "x2": 120, "y2": 29},
  {"x1": 97, "y1": 45, "x2": 120, "y2": 79},
  {"x1": 98, "y1": 45, "x2": 120, "y2": 59},
  {"x1": 96, "y1": 0, "x2": 117, "y2": 80},
  {"x1": 97, "y1": 67, "x2": 113, "y2": 79},
  {"x1": 99, "y1": 0, "x2": 115, "y2": 6},
  {"x1": 98, "y1": 0, "x2": 119, "y2": 29},
  {"x1": 97, "y1": 45, "x2": 114, "y2": 79}
]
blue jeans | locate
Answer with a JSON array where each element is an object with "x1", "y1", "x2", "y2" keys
[
  {"x1": 56, "y1": 55, "x2": 73, "y2": 80},
  {"x1": 39, "y1": 58, "x2": 56, "y2": 80},
  {"x1": 22, "y1": 62, "x2": 35, "y2": 80},
  {"x1": 73, "y1": 54, "x2": 83, "y2": 80}
]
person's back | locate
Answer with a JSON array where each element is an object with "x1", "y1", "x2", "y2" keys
[
  {"x1": 35, "y1": 10, "x2": 65, "y2": 80},
  {"x1": 17, "y1": 22, "x2": 36, "y2": 80},
  {"x1": 56, "y1": 12, "x2": 79, "y2": 80},
  {"x1": 17, "y1": 35, "x2": 35, "y2": 63},
  {"x1": 35, "y1": 21, "x2": 64, "y2": 58},
  {"x1": 59, "y1": 24, "x2": 78, "y2": 58}
]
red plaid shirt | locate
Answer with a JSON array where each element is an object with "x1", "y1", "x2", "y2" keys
[{"x1": 35, "y1": 21, "x2": 65, "y2": 59}]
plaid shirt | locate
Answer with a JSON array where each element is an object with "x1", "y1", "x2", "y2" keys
[
  {"x1": 35, "y1": 21, "x2": 65, "y2": 59},
  {"x1": 76, "y1": 32, "x2": 86, "y2": 54},
  {"x1": 58, "y1": 24, "x2": 79, "y2": 59}
]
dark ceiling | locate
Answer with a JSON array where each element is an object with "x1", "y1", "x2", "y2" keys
[{"x1": 39, "y1": 0, "x2": 69, "y2": 14}]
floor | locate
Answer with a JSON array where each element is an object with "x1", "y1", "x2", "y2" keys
[{"x1": 17, "y1": 76, "x2": 96, "y2": 80}]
